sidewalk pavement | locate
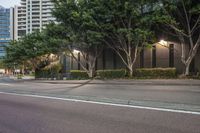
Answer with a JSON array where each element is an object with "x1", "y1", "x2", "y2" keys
[
  {"x1": 7, "y1": 74, "x2": 200, "y2": 86},
  {"x1": 9, "y1": 75, "x2": 35, "y2": 80},
  {"x1": 33, "y1": 79, "x2": 200, "y2": 86}
]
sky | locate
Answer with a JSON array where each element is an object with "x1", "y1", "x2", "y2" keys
[{"x1": 0, "y1": 0, "x2": 20, "y2": 8}]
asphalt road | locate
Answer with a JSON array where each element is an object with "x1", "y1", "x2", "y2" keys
[
  {"x1": 0, "y1": 77, "x2": 200, "y2": 107},
  {"x1": 0, "y1": 93, "x2": 200, "y2": 133}
]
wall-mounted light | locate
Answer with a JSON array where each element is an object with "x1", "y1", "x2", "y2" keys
[
  {"x1": 49, "y1": 53, "x2": 54, "y2": 58},
  {"x1": 159, "y1": 40, "x2": 168, "y2": 47},
  {"x1": 73, "y1": 49, "x2": 80, "y2": 54}
]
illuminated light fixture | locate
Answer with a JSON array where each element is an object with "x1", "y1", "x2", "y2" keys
[
  {"x1": 73, "y1": 49, "x2": 80, "y2": 54},
  {"x1": 49, "y1": 53, "x2": 54, "y2": 58},
  {"x1": 159, "y1": 40, "x2": 168, "y2": 47}
]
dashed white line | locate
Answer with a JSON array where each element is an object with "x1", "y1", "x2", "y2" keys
[
  {"x1": 0, "y1": 91, "x2": 200, "y2": 115},
  {"x1": 0, "y1": 83, "x2": 12, "y2": 86}
]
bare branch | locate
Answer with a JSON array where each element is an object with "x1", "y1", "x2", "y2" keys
[
  {"x1": 132, "y1": 44, "x2": 138, "y2": 65},
  {"x1": 103, "y1": 40, "x2": 129, "y2": 67},
  {"x1": 176, "y1": 32, "x2": 187, "y2": 65},
  {"x1": 108, "y1": 33, "x2": 129, "y2": 56},
  {"x1": 168, "y1": 24, "x2": 189, "y2": 37},
  {"x1": 191, "y1": 15, "x2": 200, "y2": 33},
  {"x1": 181, "y1": 0, "x2": 190, "y2": 32},
  {"x1": 194, "y1": 35, "x2": 200, "y2": 50}
]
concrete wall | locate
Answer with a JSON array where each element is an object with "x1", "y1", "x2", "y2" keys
[
  {"x1": 156, "y1": 44, "x2": 169, "y2": 68},
  {"x1": 105, "y1": 49, "x2": 114, "y2": 69},
  {"x1": 67, "y1": 43, "x2": 200, "y2": 74},
  {"x1": 97, "y1": 54, "x2": 103, "y2": 70},
  {"x1": 115, "y1": 52, "x2": 126, "y2": 69},
  {"x1": 173, "y1": 42, "x2": 185, "y2": 74},
  {"x1": 79, "y1": 54, "x2": 85, "y2": 70},
  {"x1": 133, "y1": 50, "x2": 140, "y2": 69},
  {"x1": 71, "y1": 54, "x2": 78, "y2": 70},
  {"x1": 195, "y1": 48, "x2": 200, "y2": 73},
  {"x1": 143, "y1": 48, "x2": 152, "y2": 68}
]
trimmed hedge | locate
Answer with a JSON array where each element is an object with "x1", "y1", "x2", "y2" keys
[
  {"x1": 70, "y1": 70, "x2": 89, "y2": 79},
  {"x1": 97, "y1": 69, "x2": 127, "y2": 79},
  {"x1": 134, "y1": 68, "x2": 177, "y2": 78},
  {"x1": 36, "y1": 67, "x2": 177, "y2": 79}
]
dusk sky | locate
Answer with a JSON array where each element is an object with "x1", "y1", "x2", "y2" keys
[{"x1": 0, "y1": 0, "x2": 20, "y2": 8}]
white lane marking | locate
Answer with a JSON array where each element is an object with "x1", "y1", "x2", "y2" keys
[
  {"x1": 0, "y1": 91, "x2": 199, "y2": 115},
  {"x1": 0, "y1": 83, "x2": 11, "y2": 86}
]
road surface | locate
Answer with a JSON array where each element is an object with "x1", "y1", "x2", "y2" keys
[
  {"x1": 0, "y1": 77, "x2": 200, "y2": 132},
  {"x1": 0, "y1": 93, "x2": 200, "y2": 133}
]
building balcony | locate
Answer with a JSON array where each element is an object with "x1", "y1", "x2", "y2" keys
[
  {"x1": 18, "y1": 23, "x2": 26, "y2": 26},
  {"x1": 18, "y1": 6, "x2": 26, "y2": 10},
  {"x1": 18, "y1": 16, "x2": 26, "y2": 19},
  {"x1": 17, "y1": 12, "x2": 26, "y2": 15},
  {"x1": 32, "y1": 7, "x2": 40, "y2": 10},
  {"x1": 18, "y1": 18, "x2": 26, "y2": 21},
  {"x1": 18, "y1": 26, "x2": 26, "y2": 29},
  {"x1": 31, "y1": 9, "x2": 40, "y2": 12},
  {"x1": 32, "y1": 17, "x2": 40, "y2": 19}
]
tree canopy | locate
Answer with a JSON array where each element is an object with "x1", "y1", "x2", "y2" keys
[
  {"x1": 51, "y1": 0, "x2": 159, "y2": 77},
  {"x1": 154, "y1": 0, "x2": 200, "y2": 75},
  {"x1": 4, "y1": 31, "x2": 56, "y2": 70}
]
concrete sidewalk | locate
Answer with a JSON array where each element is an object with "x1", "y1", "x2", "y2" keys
[{"x1": 33, "y1": 79, "x2": 200, "y2": 86}]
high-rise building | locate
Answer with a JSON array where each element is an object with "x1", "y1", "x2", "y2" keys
[
  {"x1": 0, "y1": 6, "x2": 14, "y2": 58},
  {"x1": 14, "y1": 0, "x2": 55, "y2": 39}
]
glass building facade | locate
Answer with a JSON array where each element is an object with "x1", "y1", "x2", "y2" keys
[{"x1": 0, "y1": 6, "x2": 13, "y2": 58}]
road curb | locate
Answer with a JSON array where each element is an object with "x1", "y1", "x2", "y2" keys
[{"x1": 33, "y1": 81, "x2": 200, "y2": 86}]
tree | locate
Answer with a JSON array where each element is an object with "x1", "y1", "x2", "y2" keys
[
  {"x1": 51, "y1": 0, "x2": 105, "y2": 78},
  {"x1": 98, "y1": 0, "x2": 156, "y2": 77},
  {"x1": 4, "y1": 31, "x2": 54, "y2": 72},
  {"x1": 156, "y1": 0, "x2": 200, "y2": 75},
  {"x1": 51, "y1": 0, "x2": 158, "y2": 77}
]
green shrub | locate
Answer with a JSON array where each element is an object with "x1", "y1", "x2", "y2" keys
[
  {"x1": 17, "y1": 74, "x2": 23, "y2": 79},
  {"x1": 70, "y1": 70, "x2": 89, "y2": 79},
  {"x1": 28, "y1": 72, "x2": 35, "y2": 77},
  {"x1": 35, "y1": 63, "x2": 62, "y2": 79},
  {"x1": 97, "y1": 69, "x2": 127, "y2": 79},
  {"x1": 134, "y1": 68, "x2": 177, "y2": 79},
  {"x1": 46, "y1": 64, "x2": 62, "y2": 75}
]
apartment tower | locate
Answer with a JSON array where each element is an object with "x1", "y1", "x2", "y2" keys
[{"x1": 14, "y1": 0, "x2": 55, "y2": 39}]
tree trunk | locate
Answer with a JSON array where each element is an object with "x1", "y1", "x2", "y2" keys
[
  {"x1": 69, "y1": 49, "x2": 99, "y2": 79},
  {"x1": 22, "y1": 64, "x2": 25, "y2": 76},
  {"x1": 184, "y1": 56, "x2": 193, "y2": 76},
  {"x1": 128, "y1": 69, "x2": 133, "y2": 77},
  {"x1": 184, "y1": 55, "x2": 194, "y2": 76},
  {"x1": 87, "y1": 68, "x2": 95, "y2": 78},
  {"x1": 127, "y1": 64, "x2": 133, "y2": 77},
  {"x1": 185, "y1": 64, "x2": 190, "y2": 76}
]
